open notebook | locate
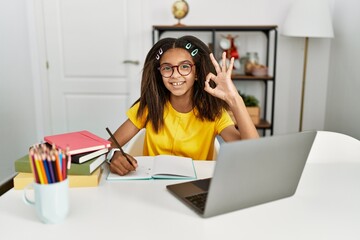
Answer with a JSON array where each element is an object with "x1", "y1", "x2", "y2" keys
[{"x1": 107, "y1": 155, "x2": 196, "y2": 180}]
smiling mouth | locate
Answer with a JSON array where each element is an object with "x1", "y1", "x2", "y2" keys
[{"x1": 171, "y1": 82, "x2": 185, "y2": 86}]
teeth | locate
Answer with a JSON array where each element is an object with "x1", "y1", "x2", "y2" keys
[{"x1": 172, "y1": 82, "x2": 184, "y2": 86}]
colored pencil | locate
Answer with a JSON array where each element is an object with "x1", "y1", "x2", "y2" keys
[
  {"x1": 28, "y1": 144, "x2": 69, "y2": 184},
  {"x1": 46, "y1": 155, "x2": 56, "y2": 183},
  {"x1": 51, "y1": 154, "x2": 59, "y2": 182},
  {"x1": 28, "y1": 148, "x2": 40, "y2": 183},
  {"x1": 34, "y1": 154, "x2": 45, "y2": 184},
  {"x1": 54, "y1": 151, "x2": 63, "y2": 182}
]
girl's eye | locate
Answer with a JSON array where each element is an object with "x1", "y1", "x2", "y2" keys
[
  {"x1": 162, "y1": 66, "x2": 172, "y2": 71},
  {"x1": 180, "y1": 64, "x2": 191, "y2": 69}
]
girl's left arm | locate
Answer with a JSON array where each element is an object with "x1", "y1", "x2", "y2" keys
[{"x1": 204, "y1": 52, "x2": 259, "y2": 141}]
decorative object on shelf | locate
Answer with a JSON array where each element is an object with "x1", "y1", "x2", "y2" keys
[
  {"x1": 172, "y1": 0, "x2": 189, "y2": 26},
  {"x1": 242, "y1": 93, "x2": 260, "y2": 125},
  {"x1": 241, "y1": 92, "x2": 260, "y2": 125},
  {"x1": 282, "y1": 0, "x2": 334, "y2": 132},
  {"x1": 230, "y1": 92, "x2": 260, "y2": 125},
  {"x1": 239, "y1": 56, "x2": 248, "y2": 75},
  {"x1": 243, "y1": 52, "x2": 268, "y2": 76},
  {"x1": 219, "y1": 37, "x2": 231, "y2": 50},
  {"x1": 244, "y1": 52, "x2": 259, "y2": 75},
  {"x1": 246, "y1": 107, "x2": 260, "y2": 125},
  {"x1": 240, "y1": 92, "x2": 259, "y2": 107},
  {"x1": 219, "y1": 34, "x2": 241, "y2": 71},
  {"x1": 251, "y1": 65, "x2": 268, "y2": 77}
]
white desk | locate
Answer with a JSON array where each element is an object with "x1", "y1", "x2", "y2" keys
[{"x1": 1, "y1": 131, "x2": 360, "y2": 239}]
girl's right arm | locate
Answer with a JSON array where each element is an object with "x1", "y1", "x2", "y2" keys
[{"x1": 108, "y1": 119, "x2": 140, "y2": 176}]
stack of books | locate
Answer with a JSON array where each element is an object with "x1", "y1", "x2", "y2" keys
[{"x1": 13, "y1": 130, "x2": 111, "y2": 189}]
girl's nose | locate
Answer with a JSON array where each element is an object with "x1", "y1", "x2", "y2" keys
[{"x1": 171, "y1": 67, "x2": 181, "y2": 77}]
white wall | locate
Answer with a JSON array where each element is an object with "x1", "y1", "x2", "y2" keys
[
  {"x1": 0, "y1": 0, "x2": 38, "y2": 182},
  {"x1": 1, "y1": 0, "x2": 359, "y2": 183},
  {"x1": 325, "y1": 0, "x2": 360, "y2": 139}
]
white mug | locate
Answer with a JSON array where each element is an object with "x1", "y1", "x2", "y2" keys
[{"x1": 23, "y1": 179, "x2": 69, "y2": 224}]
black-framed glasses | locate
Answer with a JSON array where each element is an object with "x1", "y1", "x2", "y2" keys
[{"x1": 158, "y1": 63, "x2": 194, "y2": 78}]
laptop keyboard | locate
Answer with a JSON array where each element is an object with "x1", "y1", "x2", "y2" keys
[
  {"x1": 185, "y1": 192, "x2": 208, "y2": 212},
  {"x1": 192, "y1": 178, "x2": 211, "y2": 191}
]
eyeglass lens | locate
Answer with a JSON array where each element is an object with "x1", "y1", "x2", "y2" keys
[{"x1": 159, "y1": 63, "x2": 193, "y2": 77}]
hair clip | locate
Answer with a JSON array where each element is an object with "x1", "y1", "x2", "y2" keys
[
  {"x1": 156, "y1": 48, "x2": 164, "y2": 60},
  {"x1": 185, "y1": 42, "x2": 198, "y2": 56},
  {"x1": 191, "y1": 49, "x2": 198, "y2": 56}
]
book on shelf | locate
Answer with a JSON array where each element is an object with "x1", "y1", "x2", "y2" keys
[
  {"x1": 15, "y1": 154, "x2": 106, "y2": 175},
  {"x1": 107, "y1": 155, "x2": 197, "y2": 181},
  {"x1": 13, "y1": 167, "x2": 102, "y2": 189},
  {"x1": 71, "y1": 148, "x2": 109, "y2": 164},
  {"x1": 44, "y1": 130, "x2": 111, "y2": 155}
]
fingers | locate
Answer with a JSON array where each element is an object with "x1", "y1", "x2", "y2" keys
[
  {"x1": 126, "y1": 154, "x2": 138, "y2": 169},
  {"x1": 220, "y1": 51, "x2": 234, "y2": 76},
  {"x1": 109, "y1": 161, "x2": 127, "y2": 176},
  {"x1": 210, "y1": 52, "x2": 234, "y2": 74},
  {"x1": 210, "y1": 52, "x2": 227, "y2": 73},
  {"x1": 206, "y1": 52, "x2": 235, "y2": 101},
  {"x1": 109, "y1": 152, "x2": 137, "y2": 176},
  {"x1": 221, "y1": 52, "x2": 227, "y2": 72},
  {"x1": 204, "y1": 73, "x2": 216, "y2": 93},
  {"x1": 209, "y1": 53, "x2": 221, "y2": 73},
  {"x1": 204, "y1": 80, "x2": 214, "y2": 96},
  {"x1": 205, "y1": 73, "x2": 224, "y2": 99},
  {"x1": 227, "y1": 57, "x2": 234, "y2": 76},
  {"x1": 205, "y1": 72, "x2": 216, "y2": 83}
]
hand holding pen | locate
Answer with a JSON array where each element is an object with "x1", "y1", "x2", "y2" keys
[{"x1": 106, "y1": 127, "x2": 138, "y2": 176}]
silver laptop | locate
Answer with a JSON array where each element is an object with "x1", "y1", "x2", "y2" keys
[{"x1": 166, "y1": 131, "x2": 317, "y2": 218}]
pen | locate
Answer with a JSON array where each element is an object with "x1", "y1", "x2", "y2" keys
[{"x1": 105, "y1": 127, "x2": 135, "y2": 168}]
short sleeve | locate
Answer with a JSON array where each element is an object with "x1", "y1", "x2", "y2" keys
[
  {"x1": 215, "y1": 110, "x2": 235, "y2": 134},
  {"x1": 126, "y1": 102, "x2": 147, "y2": 129}
]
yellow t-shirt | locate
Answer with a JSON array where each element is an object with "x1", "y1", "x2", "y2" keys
[{"x1": 127, "y1": 101, "x2": 234, "y2": 160}]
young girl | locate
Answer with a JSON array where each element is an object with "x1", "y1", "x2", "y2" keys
[{"x1": 108, "y1": 35, "x2": 259, "y2": 176}]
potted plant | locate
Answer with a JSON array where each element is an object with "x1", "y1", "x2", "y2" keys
[{"x1": 240, "y1": 92, "x2": 260, "y2": 125}]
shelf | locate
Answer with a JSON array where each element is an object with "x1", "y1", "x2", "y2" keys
[
  {"x1": 255, "y1": 119, "x2": 271, "y2": 129},
  {"x1": 153, "y1": 25, "x2": 278, "y2": 32},
  {"x1": 232, "y1": 74, "x2": 274, "y2": 81},
  {"x1": 235, "y1": 119, "x2": 271, "y2": 130}
]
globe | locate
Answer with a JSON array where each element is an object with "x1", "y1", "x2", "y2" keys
[{"x1": 172, "y1": 0, "x2": 189, "y2": 25}]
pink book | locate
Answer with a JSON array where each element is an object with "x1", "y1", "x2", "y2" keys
[{"x1": 44, "y1": 130, "x2": 111, "y2": 155}]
